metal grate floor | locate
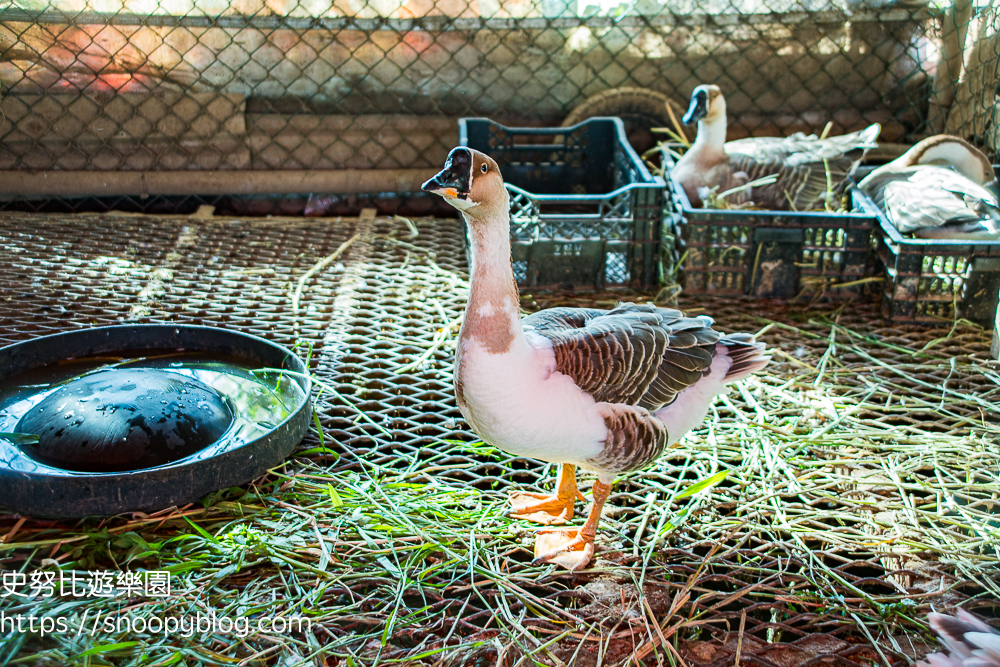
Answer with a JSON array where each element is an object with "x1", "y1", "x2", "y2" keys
[{"x1": 1, "y1": 211, "x2": 998, "y2": 665}]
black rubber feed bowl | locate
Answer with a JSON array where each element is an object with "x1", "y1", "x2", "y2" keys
[{"x1": 0, "y1": 326, "x2": 312, "y2": 517}]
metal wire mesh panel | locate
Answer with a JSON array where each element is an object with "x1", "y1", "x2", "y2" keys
[
  {"x1": 1, "y1": 0, "x2": 998, "y2": 177},
  {"x1": 0, "y1": 212, "x2": 998, "y2": 664}
]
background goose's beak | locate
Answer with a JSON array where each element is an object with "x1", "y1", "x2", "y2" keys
[
  {"x1": 682, "y1": 89, "x2": 709, "y2": 125},
  {"x1": 422, "y1": 147, "x2": 473, "y2": 200}
]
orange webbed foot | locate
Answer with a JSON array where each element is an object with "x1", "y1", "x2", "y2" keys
[
  {"x1": 507, "y1": 463, "x2": 585, "y2": 525},
  {"x1": 532, "y1": 527, "x2": 595, "y2": 571},
  {"x1": 527, "y1": 478, "x2": 614, "y2": 572},
  {"x1": 508, "y1": 490, "x2": 575, "y2": 525}
]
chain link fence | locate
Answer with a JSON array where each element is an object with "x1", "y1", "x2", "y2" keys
[{"x1": 0, "y1": 0, "x2": 997, "y2": 184}]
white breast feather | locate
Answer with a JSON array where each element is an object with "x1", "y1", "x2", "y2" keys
[{"x1": 458, "y1": 331, "x2": 607, "y2": 465}]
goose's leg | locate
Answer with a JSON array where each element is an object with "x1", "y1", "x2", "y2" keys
[
  {"x1": 509, "y1": 463, "x2": 586, "y2": 525},
  {"x1": 531, "y1": 479, "x2": 612, "y2": 571}
]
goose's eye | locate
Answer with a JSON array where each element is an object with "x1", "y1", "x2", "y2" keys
[{"x1": 481, "y1": 164, "x2": 488, "y2": 173}]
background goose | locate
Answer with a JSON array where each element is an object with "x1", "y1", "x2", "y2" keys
[
  {"x1": 919, "y1": 611, "x2": 1000, "y2": 667},
  {"x1": 421, "y1": 146, "x2": 770, "y2": 571},
  {"x1": 879, "y1": 135, "x2": 997, "y2": 188},
  {"x1": 673, "y1": 84, "x2": 880, "y2": 210},
  {"x1": 859, "y1": 136, "x2": 1000, "y2": 239}
]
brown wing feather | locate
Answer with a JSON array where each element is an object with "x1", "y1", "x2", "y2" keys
[
  {"x1": 919, "y1": 611, "x2": 1000, "y2": 667},
  {"x1": 522, "y1": 303, "x2": 720, "y2": 410},
  {"x1": 720, "y1": 125, "x2": 879, "y2": 210},
  {"x1": 586, "y1": 405, "x2": 668, "y2": 473},
  {"x1": 726, "y1": 152, "x2": 855, "y2": 210}
]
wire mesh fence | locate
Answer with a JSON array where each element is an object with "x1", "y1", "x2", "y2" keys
[
  {"x1": 0, "y1": 211, "x2": 998, "y2": 663},
  {"x1": 1, "y1": 0, "x2": 998, "y2": 179}
]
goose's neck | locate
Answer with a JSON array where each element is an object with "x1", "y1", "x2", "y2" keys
[
  {"x1": 461, "y1": 205, "x2": 524, "y2": 355},
  {"x1": 693, "y1": 115, "x2": 727, "y2": 154}
]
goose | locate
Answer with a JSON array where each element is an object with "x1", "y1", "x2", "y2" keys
[
  {"x1": 673, "y1": 84, "x2": 881, "y2": 210},
  {"x1": 919, "y1": 610, "x2": 1000, "y2": 667},
  {"x1": 421, "y1": 147, "x2": 770, "y2": 571},
  {"x1": 878, "y1": 135, "x2": 996, "y2": 187},
  {"x1": 858, "y1": 136, "x2": 1000, "y2": 239}
]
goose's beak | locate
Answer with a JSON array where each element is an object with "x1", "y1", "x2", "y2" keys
[
  {"x1": 422, "y1": 147, "x2": 473, "y2": 200},
  {"x1": 682, "y1": 89, "x2": 709, "y2": 125}
]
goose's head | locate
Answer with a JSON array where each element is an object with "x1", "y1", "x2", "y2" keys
[
  {"x1": 422, "y1": 147, "x2": 506, "y2": 220},
  {"x1": 896, "y1": 135, "x2": 996, "y2": 187},
  {"x1": 682, "y1": 84, "x2": 725, "y2": 125}
]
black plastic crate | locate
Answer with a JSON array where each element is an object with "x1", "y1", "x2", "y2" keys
[
  {"x1": 460, "y1": 117, "x2": 671, "y2": 291},
  {"x1": 662, "y1": 151, "x2": 876, "y2": 299},
  {"x1": 853, "y1": 171, "x2": 1000, "y2": 326}
]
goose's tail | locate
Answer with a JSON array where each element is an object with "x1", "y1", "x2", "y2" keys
[
  {"x1": 856, "y1": 123, "x2": 882, "y2": 147},
  {"x1": 719, "y1": 333, "x2": 770, "y2": 382},
  {"x1": 918, "y1": 611, "x2": 1000, "y2": 667},
  {"x1": 833, "y1": 122, "x2": 882, "y2": 162}
]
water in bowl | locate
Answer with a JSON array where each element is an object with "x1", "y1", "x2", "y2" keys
[{"x1": 0, "y1": 350, "x2": 306, "y2": 474}]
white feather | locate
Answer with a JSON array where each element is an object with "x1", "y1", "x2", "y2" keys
[{"x1": 456, "y1": 331, "x2": 607, "y2": 465}]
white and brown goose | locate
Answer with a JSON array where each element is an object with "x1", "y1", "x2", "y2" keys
[
  {"x1": 673, "y1": 84, "x2": 880, "y2": 210},
  {"x1": 421, "y1": 147, "x2": 770, "y2": 570},
  {"x1": 919, "y1": 610, "x2": 1000, "y2": 667},
  {"x1": 858, "y1": 136, "x2": 1000, "y2": 239}
]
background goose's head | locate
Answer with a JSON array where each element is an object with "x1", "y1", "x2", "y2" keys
[
  {"x1": 898, "y1": 135, "x2": 996, "y2": 188},
  {"x1": 422, "y1": 147, "x2": 507, "y2": 220},
  {"x1": 683, "y1": 84, "x2": 725, "y2": 125}
]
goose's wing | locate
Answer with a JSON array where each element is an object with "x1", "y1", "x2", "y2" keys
[
  {"x1": 919, "y1": 611, "x2": 1000, "y2": 667},
  {"x1": 724, "y1": 135, "x2": 799, "y2": 161},
  {"x1": 726, "y1": 125, "x2": 880, "y2": 163},
  {"x1": 522, "y1": 303, "x2": 720, "y2": 410},
  {"x1": 863, "y1": 166, "x2": 1000, "y2": 237},
  {"x1": 722, "y1": 124, "x2": 880, "y2": 210},
  {"x1": 722, "y1": 150, "x2": 846, "y2": 209}
]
